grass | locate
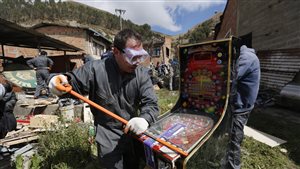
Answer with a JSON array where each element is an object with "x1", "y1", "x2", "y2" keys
[
  {"x1": 14, "y1": 89, "x2": 299, "y2": 169},
  {"x1": 155, "y1": 89, "x2": 179, "y2": 114},
  {"x1": 242, "y1": 137, "x2": 298, "y2": 169}
]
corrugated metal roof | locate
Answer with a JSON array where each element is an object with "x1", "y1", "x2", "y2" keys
[{"x1": 0, "y1": 18, "x2": 82, "y2": 52}]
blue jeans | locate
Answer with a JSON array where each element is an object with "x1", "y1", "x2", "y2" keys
[{"x1": 226, "y1": 111, "x2": 250, "y2": 169}]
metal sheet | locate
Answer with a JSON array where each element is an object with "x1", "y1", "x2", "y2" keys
[
  {"x1": 2, "y1": 70, "x2": 36, "y2": 88},
  {"x1": 257, "y1": 48, "x2": 300, "y2": 92}
]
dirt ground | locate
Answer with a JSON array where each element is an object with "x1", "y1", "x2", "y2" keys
[{"x1": 254, "y1": 105, "x2": 300, "y2": 125}]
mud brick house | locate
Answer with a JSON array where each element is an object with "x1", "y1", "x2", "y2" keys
[
  {"x1": 31, "y1": 23, "x2": 112, "y2": 57},
  {"x1": 0, "y1": 19, "x2": 81, "y2": 72},
  {"x1": 0, "y1": 18, "x2": 81, "y2": 91},
  {"x1": 144, "y1": 35, "x2": 174, "y2": 66},
  {"x1": 2, "y1": 22, "x2": 112, "y2": 73},
  {"x1": 32, "y1": 22, "x2": 112, "y2": 72}
]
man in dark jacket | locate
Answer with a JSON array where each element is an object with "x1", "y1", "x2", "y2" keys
[
  {"x1": 48, "y1": 29, "x2": 159, "y2": 169},
  {"x1": 0, "y1": 83, "x2": 17, "y2": 139},
  {"x1": 226, "y1": 40, "x2": 261, "y2": 169},
  {"x1": 27, "y1": 51, "x2": 54, "y2": 99}
]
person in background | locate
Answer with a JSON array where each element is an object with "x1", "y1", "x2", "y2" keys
[
  {"x1": 27, "y1": 51, "x2": 53, "y2": 99},
  {"x1": 82, "y1": 52, "x2": 96, "y2": 64},
  {"x1": 0, "y1": 82, "x2": 17, "y2": 139},
  {"x1": 168, "y1": 59, "x2": 174, "y2": 91},
  {"x1": 101, "y1": 46, "x2": 113, "y2": 60},
  {"x1": 225, "y1": 38, "x2": 261, "y2": 169},
  {"x1": 48, "y1": 29, "x2": 159, "y2": 169}
]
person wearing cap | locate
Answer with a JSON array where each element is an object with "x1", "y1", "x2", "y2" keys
[
  {"x1": 0, "y1": 83, "x2": 17, "y2": 139},
  {"x1": 48, "y1": 29, "x2": 159, "y2": 169},
  {"x1": 27, "y1": 51, "x2": 54, "y2": 99}
]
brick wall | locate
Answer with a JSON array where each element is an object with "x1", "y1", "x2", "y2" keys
[
  {"x1": 238, "y1": 0, "x2": 300, "y2": 50},
  {"x1": 0, "y1": 25, "x2": 87, "y2": 58},
  {"x1": 0, "y1": 46, "x2": 39, "y2": 58},
  {"x1": 216, "y1": 0, "x2": 237, "y2": 39},
  {"x1": 35, "y1": 26, "x2": 87, "y2": 54},
  {"x1": 163, "y1": 36, "x2": 173, "y2": 63}
]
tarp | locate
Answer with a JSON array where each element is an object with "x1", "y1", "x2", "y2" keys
[{"x1": 2, "y1": 70, "x2": 36, "y2": 88}]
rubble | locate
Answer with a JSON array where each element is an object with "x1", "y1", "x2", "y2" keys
[{"x1": 0, "y1": 92, "x2": 85, "y2": 167}]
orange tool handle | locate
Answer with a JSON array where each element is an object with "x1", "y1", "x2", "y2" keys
[{"x1": 54, "y1": 76, "x2": 188, "y2": 157}]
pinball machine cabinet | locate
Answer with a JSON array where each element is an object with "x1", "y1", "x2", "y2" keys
[{"x1": 141, "y1": 37, "x2": 239, "y2": 169}]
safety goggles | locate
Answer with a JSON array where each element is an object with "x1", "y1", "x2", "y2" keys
[{"x1": 118, "y1": 47, "x2": 149, "y2": 65}]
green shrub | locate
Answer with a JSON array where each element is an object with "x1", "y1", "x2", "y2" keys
[{"x1": 38, "y1": 122, "x2": 92, "y2": 168}]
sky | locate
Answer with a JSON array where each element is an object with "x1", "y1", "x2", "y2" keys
[{"x1": 68, "y1": 0, "x2": 227, "y2": 36}]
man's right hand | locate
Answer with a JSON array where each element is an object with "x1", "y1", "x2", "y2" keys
[{"x1": 48, "y1": 75, "x2": 68, "y2": 96}]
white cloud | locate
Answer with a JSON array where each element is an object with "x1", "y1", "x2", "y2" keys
[{"x1": 68, "y1": 0, "x2": 226, "y2": 32}]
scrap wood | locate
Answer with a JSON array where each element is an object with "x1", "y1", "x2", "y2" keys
[
  {"x1": 29, "y1": 114, "x2": 59, "y2": 128},
  {"x1": 1, "y1": 127, "x2": 52, "y2": 146},
  {"x1": 34, "y1": 98, "x2": 57, "y2": 106},
  {"x1": 153, "y1": 84, "x2": 160, "y2": 90},
  {"x1": 6, "y1": 126, "x2": 29, "y2": 137},
  {"x1": 0, "y1": 133, "x2": 37, "y2": 145},
  {"x1": 2, "y1": 135, "x2": 39, "y2": 147},
  {"x1": 11, "y1": 143, "x2": 37, "y2": 161}
]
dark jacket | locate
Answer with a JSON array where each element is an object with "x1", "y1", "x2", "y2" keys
[
  {"x1": 0, "y1": 91, "x2": 17, "y2": 138},
  {"x1": 26, "y1": 55, "x2": 54, "y2": 69},
  {"x1": 64, "y1": 56, "x2": 159, "y2": 149},
  {"x1": 232, "y1": 45, "x2": 261, "y2": 113}
]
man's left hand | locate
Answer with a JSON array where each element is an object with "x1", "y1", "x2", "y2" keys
[{"x1": 124, "y1": 117, "x2": 149, "y2": 135}]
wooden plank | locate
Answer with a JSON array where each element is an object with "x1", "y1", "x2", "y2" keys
[
  {"x1": 3, "y1": 136, "x2": 39, "y2": 147},
  {"x1": 5, "y1": 126, "x2": 29, "y2": 137},
  {"x1": 0, "y1": 133, "x2": 37, "y2": 144}
]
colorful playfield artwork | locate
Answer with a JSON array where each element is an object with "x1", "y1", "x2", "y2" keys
[{"x1": 3, "y1": 70, "x2": 36, "y2": 88}]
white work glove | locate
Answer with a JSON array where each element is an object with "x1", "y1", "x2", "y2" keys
[
  {"x1": 124, "y1": 117, "x2": 149, "y2": 135},
  {"x1": 0, "y1": 84, "x2": 5, "y2": 100},
  {"x1": 48, "y1": 75, "x2": 68, "y2": 96}
]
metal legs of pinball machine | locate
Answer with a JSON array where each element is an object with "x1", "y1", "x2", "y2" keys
[{"x1": 141, "y1": 37, "x2": 239, "y2": 169}]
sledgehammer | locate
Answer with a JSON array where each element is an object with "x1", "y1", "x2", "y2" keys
[{"x1": 54, "y1": 77, "x2": 188, "y2": 157}]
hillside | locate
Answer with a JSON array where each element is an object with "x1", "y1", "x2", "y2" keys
[
  {"x1": 0, "y1": 0, "x2": 222, "y2": 46},
  {"x1": 172, "y1": 12, "x2": 222, "y2": 45},
  {"x1": 0, "y1": 0, "x2": 156, "y2": 41}
]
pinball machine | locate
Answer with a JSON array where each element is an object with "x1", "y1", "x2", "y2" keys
[{"x1": 141, "y1": 37, "x2": 239, "y2": 169}]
